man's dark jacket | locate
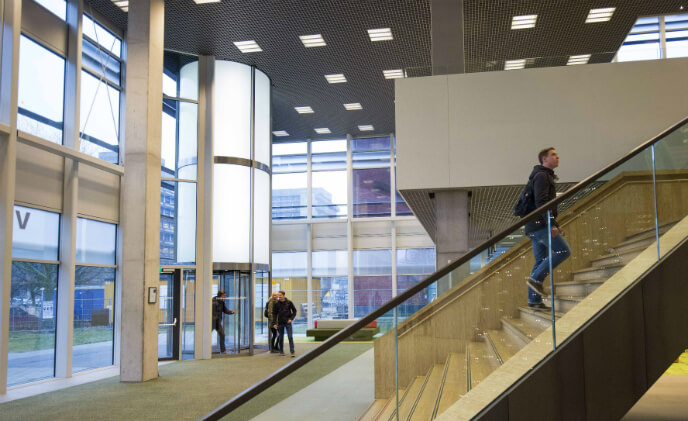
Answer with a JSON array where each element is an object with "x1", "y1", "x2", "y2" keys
[
  {"x1": 273, "y1": 298, "x2": 297, "y2": 325},
  {"x1": 212, "y1": 296, "x2": 233, "y2": 320},
  {"x1": 524, "y1": 165, "x2": 559, "y2": 234}
]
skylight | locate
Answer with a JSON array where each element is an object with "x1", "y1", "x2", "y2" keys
[
  {"x1": 358, "y1": 125, "x2": 374, "y2": 131},
  {"x1": 511, "y1": 14, "x2": 538, "y2": 30},
  {"x1": 272, "y1": 131, "x2": 289, "y2": 137},
  {"x1": 368, "y1": 28, "x2": 393, "y2": 42},
  {"x1": 344, "y1": 103, "x2": 363, "y2": 110},
  {"x1": 567, "y1": 54, "x2": 591, "y2": 65},
  {"x1": 383, "y1": 69, "x2": 405, "y2": 79},
  {"x1": 299, "y1": 34, "x2": 326, "y2": 48},
  {"x1": 314, "y1": 128, "x2": 331, "y2": 134},
  {"x1": 504, "y1": 59, "x2": 526, "y2": 70},
  {"x1": 294, "y1": 106, "x2": 314, "y2": 114},
  {"x1": 586, "y1": 7, "x2": 616, "y2": 23},
  {"x1": 233, "y1": 40, "x2": 262, "y2": 53},
  {"x1": 325, "y1": 74, "x2": 347, "y2": 84}
]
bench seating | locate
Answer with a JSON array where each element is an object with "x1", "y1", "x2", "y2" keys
[{"x1": 306, "y1": 319, "x2": 380, "y2": 341}]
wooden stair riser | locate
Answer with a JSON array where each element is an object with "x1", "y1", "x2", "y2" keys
[
  {"x1": 518, "y1": 308, "x2": 554, "y2": 326},
  {"x1": 612, "y1": 236, "x2": 655, "y2": 254},
  {"x1": 573, "y1": 266, "x2": 621, "y2": 282},
  {"x1": 544, "y1": 296, "x2": 581, "y2": 313},
  {"x1": 591, "y1": 249, "x2": 644, "y2": 268},
  {"x1": 554, "y1": 281, "x2": 604, "y2": 297}
]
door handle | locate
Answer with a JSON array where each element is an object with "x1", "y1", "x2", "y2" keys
[{"x1": 159, "y1": 317, "x2": 177, "y2": 327}]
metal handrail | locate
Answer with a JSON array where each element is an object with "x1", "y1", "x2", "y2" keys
[{"x1": 201, "y1": 115, "x2": 688, "y2": 420}]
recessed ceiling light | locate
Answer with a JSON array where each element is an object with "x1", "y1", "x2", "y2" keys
[
  {"x1": 295, "y1": 106, "x2": 314, "y2": 114},
  {"x1": 272, "y1": 131, "x2": 289, "y2": 137},
  {"x1": 511, "y1": 14, "x2": 538, "y2": 29},
  {"x1": 233, "y1": 40, "x2": 262, "y2": 53},
  {"x1": 504, "y1": 59, "x2": 527, "y2": 70},
  {"x1": 383, "y1": 69, "x2": 405, "y2": 79},
  {"x1": 586, "y1": 7, "x2": 615, "y2": 23},
  {"x1": 193, "y1": 0, "x2": 221, "y2": 3},
  {"x1": 368, "y1": 28, "x2": 393, "y2": 42},
  {"x1": 314, "y1": 128, "x2": 331, "y2": 134},
  {"x1": 111, "y1": 0, "x2": 128, "y2": 11},
  {"x1": 358, "y1": 125, "x2": 374, "y2": 131},
  {"x1": 567, "y1": 54, "x2": 591, "y2": 65},
  {"x1": 344, "y1": 103, "x2": 363, "y2": 110},
  {"x1": 325, "y1": 74, "x2": 347, "y2": 84},
  {"x1": 299, "y1": 34, "x2": 326, "y2": 48}
]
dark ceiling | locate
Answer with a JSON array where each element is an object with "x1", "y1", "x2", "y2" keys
[{"x1": 85, "y1": 0, "x2": 686, "y2": 143}]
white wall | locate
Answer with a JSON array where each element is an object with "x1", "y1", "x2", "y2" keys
[{"x1": 396, "y1": 58, "x2": 688, "y2": 190}]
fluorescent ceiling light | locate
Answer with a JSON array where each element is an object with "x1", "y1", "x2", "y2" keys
[
  {"x1": 504, "y1": 59, "x2": 527, "y2": 70},
  {"x1": 294, "y1": 106, "x2": 314, "y2": 114},
  {"x1": 567, "y1": 54, "x2": 591, "y2": 65},
  {"x1": 383, "y1": 69, "x2": 405, "y2": 79},
  {"x1": 368, "y1": 28, "x2": 393, "y2": 42},
  {"x1": 193, "y1": 0, "x2": 221, "y2": 3},
  {"x1": 314, "y1": 128, "x2": 331, "y2": 134},
  {"x1": 358, "y1": 125, "x2": 374, "y2": 131},
  {"x1": 344, "y1": 103, "x2": 363, "y2": 110},
  {"x1": 586, "y1": 7, "x2": 615, "y2": 23},
  {"x1": 233, "y1": 40, "x2": 262, "y2": 53},
  {"x1": 112, "y1": 0, "x2": 128, "y2": 10},
  {"x1": 299, "y1": 34, "x2": 326, "y2": 48},
  {"x1": 272, "y1": 131, "x2": 289, "y2": 137},
  {"x1": 325, "y1": 74, "x2": 347, "y2": 84},
  {"x1": 511, "y1": 14, "x2": 538, "y2": 29}
]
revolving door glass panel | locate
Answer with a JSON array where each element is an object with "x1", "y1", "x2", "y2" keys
[
  {"x1": 254, "y1": 270, "x2": 270, "y2": 348},
  {"x1": 212, "y1": 270, "x2": 251, "y2": 354}
]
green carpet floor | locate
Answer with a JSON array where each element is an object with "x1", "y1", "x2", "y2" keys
[{"x1": 0, "y1": 343, "x2": 372, "y2": 421}]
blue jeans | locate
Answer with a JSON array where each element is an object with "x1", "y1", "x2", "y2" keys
[
  {"x1": 278, "y1": 322, "x2": 295, "y2": 354},
  {"x1": 528, "y1": 227, "x2": 571, "y2": 304}
]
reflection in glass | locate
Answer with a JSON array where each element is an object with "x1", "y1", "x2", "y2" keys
[
  {"x1": 182, "y1": 269, "x2": 195, "y2": 360},
  {"x1": 354, "y1": 275, "x2": 392, "y2": 317},
  {"x1": 18, "y1": 35, "x2": 65, "y2": 144},
  {"x1": 12, "y1": 206, "x2": 60, "y2": 261},
  {"x1": 272, "y1": 252, "x2": 308, "y2": 335},
  {"x1": 82, "y1": 39, "x2": 121, "y2": 86},
  {"x1": 161, "y1": 100, "x2": 198, "y2": 180},
  {"x1": 83, "y1": 14, "x2": 122, "y2": 58},
  {"x1": 73, "y1": 266, "x2": 115, "y2": 372},
  {"x1": 160, "y1": 181, "x2": 197, "y2": 265},
  {"x1": 312, "y1": 170, "x2": 347, "y2": 218},
  {"x1": 272, "y1": 172, "x2": 308, "y2": 219},
  {"x1": 313, "y1": 250, "x2": 348, "y2": 320},
  {"x1": 353, "y1": 167, "x2": 391, "y2": 217},
  {"x1": 8, "y1": 262, "x2": 58, "y2": 386}
]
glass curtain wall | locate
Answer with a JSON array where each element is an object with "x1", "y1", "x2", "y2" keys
[
  {"x1": 73, "y1": 218, "x2": 117, "y2": 372},
  {"x1": 8, "y1": 206, "x2": 60, "y2": 386},
  {"x1": 617, "y1": 14, "x2": 688, "y2": 62},
  {"x1": 160, "y1": 51, "x2": 198, "y2": 266},
  {"x1": 80, "y1": 14, "x2": 123, "y2": 163},
  {"x1": 271, "y1": 135, "x2": 435, "y2": 335}
]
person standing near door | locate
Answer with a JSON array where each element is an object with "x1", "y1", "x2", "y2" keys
[
  {"x1": 212, "y1": 290, "x2": 235, "y2": 354},
  {"x1": 273, "y1": 291, "x2": 297, "y2": 357},
  {"x1": 264, "y1": 291, "x2": 280, "y2": 353}
]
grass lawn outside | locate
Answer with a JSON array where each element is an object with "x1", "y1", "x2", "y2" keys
[{"x1": 9, "y1": 327, "x2": 113, "y2": 353}]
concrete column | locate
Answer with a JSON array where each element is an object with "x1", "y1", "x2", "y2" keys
[
  {"x1": 434, "y1": 190, "x2": 470, "y2": 295},
  {"x1": 431, "y1": 0, "x2": 464, "y2": 75},
  {"x1": 195, "y1": 55, "x2": 214, "y2": 360},
  {"x1": 0, "y1": 0, "x2": 22, "y2": 395},
  {"x1": 120, "y1": 0, "x2": 164, "y2": 382},
  {"x1": 55, "y1": 0, "x2": 83, "y2": 379}
]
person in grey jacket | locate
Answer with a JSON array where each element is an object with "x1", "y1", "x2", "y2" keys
[
  {"x1": 524, "y1": 148, "x2": 571, "y2": 309},
  {"x1": 272, "y1": 291, "x2": 297, "y2": 357}
]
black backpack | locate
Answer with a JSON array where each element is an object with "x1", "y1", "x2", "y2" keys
[{"x1": 513, "y1": 179, "x2": 536, "y2": 217}]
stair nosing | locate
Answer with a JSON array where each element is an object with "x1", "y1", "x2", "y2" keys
[{"x1": 593, "y1": 244, "x2": 648, "y2": 261}]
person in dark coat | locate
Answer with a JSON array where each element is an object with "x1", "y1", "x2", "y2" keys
[
  {"x1": 524, "y1": 148, "x2": 571, "y2": 309},
  {"x1": 272, "y1": 291, "x2": 297, "y2": 357},
  {"x1": 212, "y1": 290, "x2": 235, "y2": 353},
  {"x1": 264, "y1": 291, "x2": 280, "y2": 353}
]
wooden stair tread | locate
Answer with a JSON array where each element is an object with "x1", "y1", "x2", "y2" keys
[
  {"x1": 519, "y1": 306, "x2": 564, "y2": 320},
  {"x1": 572, "y1": 263, "x2": 624, "y2": 274},
  {"x1": 623, "y1": 220, "x2": 678, "y2": 243},
  {"x1": 468, "y1": 340, "x2": 500, "y2": 389},
  {"x1": 358, "y1": 399, "x2": 388, "y2": 421},
  {"x1": 409, "y1": 364, "x2": 445, "y2": 421},
  {"x1": 555, "y1": 279, "x2": 606, "y2": 286},
  {"x1": 593, "y1": 244, "x2": 648, "y2": 260},
  {"x1": 487, "y1": 329, "x2": 522, "y2": 362},
  {"x1": 436, "y1": 353, "x2": 467, "y2": 416}
]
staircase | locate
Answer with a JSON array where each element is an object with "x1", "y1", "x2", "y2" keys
[{"x1": 359, "y1": 222, "x2": 676, "y2": 421}]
